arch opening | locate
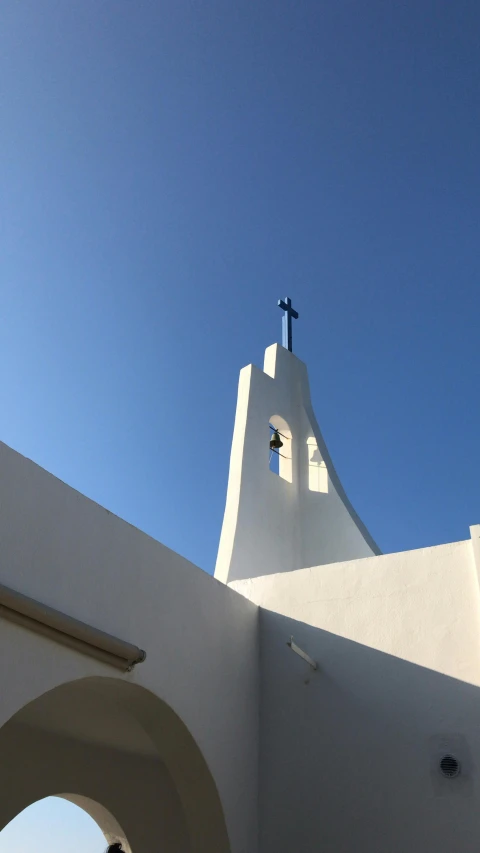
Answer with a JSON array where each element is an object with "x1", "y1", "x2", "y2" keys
[
  {"x1": 0, "y1": 794, "x2": 130, "y2": 853},
  {"x1": 269, "y1": 415, "x2": 292, "y2": 483},
  {"x1": 307, "y1": 436, "x2": 328, "y2": 493},
  {"x1": 0, "y1": 677, "x2": 231, "y2": 853}
]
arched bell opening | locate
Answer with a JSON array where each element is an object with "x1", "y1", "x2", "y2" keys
[
  {"x1": 307, "y1": 436, "x2": 328, "y2": 493},
  {"x1": 269, "y1": 416, "x2": 293, "y2": 483}
]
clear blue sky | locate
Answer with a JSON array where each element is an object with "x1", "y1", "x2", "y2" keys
[
  {"x1": 1, "y1": 1, "x2": 479, "y2": 848},
  {"x1": 0, "y1": 799, "x2": 105, "y2": 853}
]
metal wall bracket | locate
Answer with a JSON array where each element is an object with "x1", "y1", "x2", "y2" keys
[{"x1": 287, "y1": 636, "x2": 318, "y2": 670}]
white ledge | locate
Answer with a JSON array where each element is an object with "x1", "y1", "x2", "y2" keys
[{"x1": 0, "y1": 580, "x2": 146, "y2": 672}]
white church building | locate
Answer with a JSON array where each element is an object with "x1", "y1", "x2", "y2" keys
[{"x1": 1, "y1": 304, "x2": 479, "y2": 852}]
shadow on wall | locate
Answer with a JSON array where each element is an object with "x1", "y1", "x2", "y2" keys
[
  {"x1": 259, "y1": 609, "x2": 480, "y2": 853},
  {"x1": 2, "y1": 616, "x2": 479, "y2": 853}
]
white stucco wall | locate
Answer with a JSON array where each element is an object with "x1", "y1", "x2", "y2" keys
[
  {"x1": 232, "y1": 536, "x2": 480, "y2": 852},
  {"x1": 215, "y1": 344, "x2": 379, "y2": 585},
  {"x1": 0, "y1": 440, "x2": 259, "y2": 853},
  {"x1": 231, "y1": 538, "x2": 480, "y2": 681}
]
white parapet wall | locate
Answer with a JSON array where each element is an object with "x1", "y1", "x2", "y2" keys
[{"x1": 231, "y1": 537, "x2": 480, "y2": 683}]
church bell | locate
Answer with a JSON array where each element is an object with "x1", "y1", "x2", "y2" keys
[{"x1": 270, "y1": 430, "x2": 283, "y2": 450}]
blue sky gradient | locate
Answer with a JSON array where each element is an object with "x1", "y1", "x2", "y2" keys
[
  {"x1": 0, "y1": 798, "x2": 104, "y2": 852},
  {"x1": 1, "y1": 1, "x2": 479, "y2": 847}
]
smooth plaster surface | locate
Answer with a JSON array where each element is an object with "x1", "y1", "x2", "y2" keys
[{"x1": 232, "y1": 538, "x2": 480, "y2": 682}]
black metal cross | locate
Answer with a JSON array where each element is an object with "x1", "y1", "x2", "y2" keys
[{"x1": 278, "y1": 297, "x2": 299, "y2": 352}]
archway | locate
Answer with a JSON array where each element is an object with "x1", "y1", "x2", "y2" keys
[
  {"x1": 0, "y1": 677, "x2": 231, "y2": 853},
  {"x1": 306, "y1": 436, "x2": 328, "y2": 493},
  {"x1": 269, "y1": 415, "x2": 292, "y2": 482},
  {"x1": 0, "y1": 795, "x2": 126, "y2": 852}
]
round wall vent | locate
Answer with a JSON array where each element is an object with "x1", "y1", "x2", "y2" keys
[{"x1": 440, "y1": 754, "x2": 460, "y2": 778}]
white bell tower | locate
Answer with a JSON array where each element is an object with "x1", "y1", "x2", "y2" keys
[{"x1": 215, "y1": 342, "x2": 380, "y2": 585}]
